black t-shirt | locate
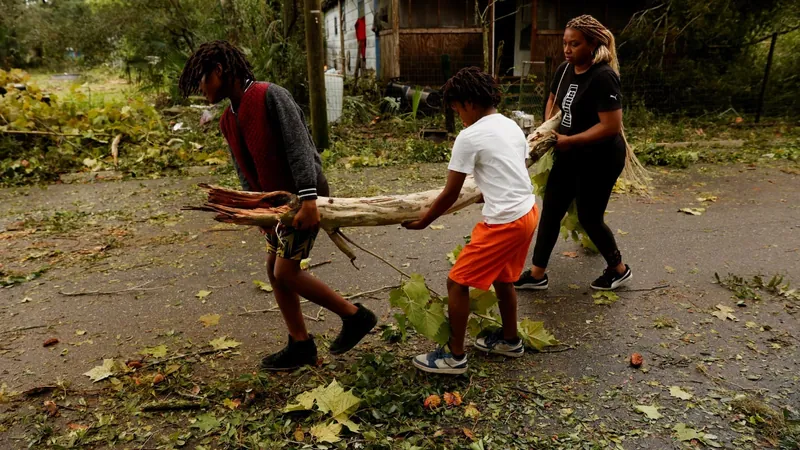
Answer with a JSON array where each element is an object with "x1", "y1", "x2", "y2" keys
[{"x1": 550, "y1": 61, "x2": 625, "y2": 154}]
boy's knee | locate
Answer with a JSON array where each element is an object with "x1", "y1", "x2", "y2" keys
[{"x1": 273, "y1": 261, "x2": 301, "y2": 287}]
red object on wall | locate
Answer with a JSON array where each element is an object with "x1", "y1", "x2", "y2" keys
[{"x1": 355, "y1": 17, "x2": 367, "y2": 57}]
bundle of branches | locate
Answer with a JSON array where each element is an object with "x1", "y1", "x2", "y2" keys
[{"x1": 187, "y1": 115, "x2": 561, "y2": 261}]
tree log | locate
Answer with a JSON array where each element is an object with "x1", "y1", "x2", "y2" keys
[{"x1": 185, "y1": 114, "x2": 561, "y2": 258}]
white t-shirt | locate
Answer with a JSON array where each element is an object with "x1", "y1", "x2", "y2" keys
[{"x1": 448, "y1": 113, "x2": 536, "y2": 225}]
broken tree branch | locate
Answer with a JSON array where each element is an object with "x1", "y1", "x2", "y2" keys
[
  {"x1": 344, "y1": 285, "x2": 400, "y2": 300},
  {"x1": 1, "y1": 324, "x2": 48, "y2": 335},
  {"x1": 59, "y1": 280, "x2": 167, "y2": 296}
]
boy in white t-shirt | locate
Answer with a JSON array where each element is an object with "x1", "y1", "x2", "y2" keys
[{"x1": 403, "y1": 67, "x2": 538, "y2": 375}]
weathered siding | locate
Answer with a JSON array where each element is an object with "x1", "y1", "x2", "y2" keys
[{"x1": 323, "y1": 0, "x2": 377, "y2": 75}]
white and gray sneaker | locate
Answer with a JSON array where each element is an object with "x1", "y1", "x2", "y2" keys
[
  {"x1": 590, "y1": 264, "x2": 632, "y2": 291},
  {"x1": 474, "y1": 330, "x2": 524, "y2": 357},
  {"x1": 514, "y1": 270, "x2": 549, "y2": 290},
  {"x1": 412, "y1": 347, "x2": 468, "y2": 375}
]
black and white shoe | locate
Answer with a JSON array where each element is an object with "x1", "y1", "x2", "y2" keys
[
  {"x1": 474, "y1": 329, "x2": 524, "y2": 357},
  {"x1": 412, "y1": 347, "x2": 468, "y2": 375},
  {"x1": 590, "y1": 265, "x2": 632, "y2": 291},
  {"x1": 514, "y1": 270, "x2": 549, "y2": 290}
]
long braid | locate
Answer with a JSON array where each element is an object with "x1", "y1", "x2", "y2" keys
[
  {"x1": 566, "y1": 15, "x2": 649, "y2": 191},
  {"x1": 178, "y1": 40, "x2": 255, "y2": 98}
]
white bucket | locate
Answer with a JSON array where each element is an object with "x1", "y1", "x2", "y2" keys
[{"x1": 324, "y1": 73, "x2": 344, "y2": 123}]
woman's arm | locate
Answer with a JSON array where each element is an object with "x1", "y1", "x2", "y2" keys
[
  {"x1": 555, "y1": 109, "x2": 622, "y2": 151},
  {"x1": 544, "y1": 93, "x2": 557, "y2": 121}
]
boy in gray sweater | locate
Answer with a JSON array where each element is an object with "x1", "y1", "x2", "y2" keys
[{"x1": 179, "y1": 41, "x2": 377, "y2": 371}]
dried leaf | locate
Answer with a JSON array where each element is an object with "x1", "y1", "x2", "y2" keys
[
  {"x1": 284, "y1": 379, "x2": 361, "y2": 431},
  {"x1": 429, "y1": 225, "x2": 445, "y2": 230},
  {"x1": 711, "y1": 304, "x2": 737, "y2": 321},
  {"x1": 444, "y1": 391, "x2": 463, "y2": 407},
  {"x1": 464, "y1": 402, "x2": 480, "y2": 420},
  {"x1": 195, "y1": 290, "x2": 212, "y2": 299},
  {"x1": 424, "y1": 394, "x2": 442, "y2": 409},
  {"x1": 463, "y1": 427, "x2": 476, "y2": 440},
  {"x1": 43, "y1": 400, "x2": 59, "y2": 417},
  {"x1": 139, "y1": 345, "x2": 167, "y2": 358},
  {"x1": 198, "y1": 313, "x2": 221, "y2": 327},
  {"x1": 223, "y1": 398, "x2": 241, "y2": 410},
  {"x1": 152, "y1": 373, "x2": 165, "y2": 385},
  {"x1": 253, "y1": 280, "x2": 273, "y2": 292},
  {"x1": 679, "y1": 207, "x2": 705, "y2": 216},
  {"x1": 634, "y1": 404, "x2": 662, "y2": 420},
  {"x1": 617, "y1": 229, "x2": 629, "y2": 235},
  {"x1": 209, "y1": 337, "x2": 241, "y2": 350},
  {"x1": 674, "y1": 423, "x2": 703, "y2": 441},
  {"x1": 300, "y1": 258, "x2": 311, "y2": 270},
  {"x1": 83, "y1": 359, "x2": 116, "y2": 382},
  {"x1": 43, "y1": 338, "x2": 59, "y2": 347},
  {"x1": 696, "y1": 195, "x2": 718, "y2": 202},
  {"x1": 310, "y1": 422, "x2": 342, "y2": 443},
  {"x1": 293, "y1": 425, "x2": 305, "y2": 442},
  {"x1": 630, "y1": 353, "x2": 644, "y2": 368},
  {"x1": 562, "y1": 251, "x2": 579, "y2": 258},
  {"x1": 665, "y1": 265, "x2": 676, "y2": 274},
  {"x1": 67, "y1": 423, "x2": 89, "y2": 431},
  {"x1": 593, "y1": 291, "x2": 619, "y2": 305},
  {"x1": 669, "y1": 386, "x2": 693, "y2": 400}
]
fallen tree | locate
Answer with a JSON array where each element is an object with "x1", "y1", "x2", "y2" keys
[{"x1": 187, "y1": 114, "x2": 561, "y2": 262}]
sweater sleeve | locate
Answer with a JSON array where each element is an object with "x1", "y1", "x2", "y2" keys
[{"x1": 265, "y1": 85, "x2": 320, "y2": 201}]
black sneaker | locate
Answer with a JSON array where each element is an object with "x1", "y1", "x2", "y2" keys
[
  {"x1": 591, "y1": 265, "x2": 632, "y2": 291},
  {"x1": 260, "y1": 335, "x2": 317, "y2": 371},
  {"x1": 329, "y1": 303, "x2": 378, "y2": 355},
  {"x1": 514, "y1": 270, "x2": 549, "y2": 290}
]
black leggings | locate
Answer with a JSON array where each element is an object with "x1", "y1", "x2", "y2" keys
[{"x1": 532, "y1": 147, "x2": 625, "y2": 269}]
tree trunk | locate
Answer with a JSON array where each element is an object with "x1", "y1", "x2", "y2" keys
[
  {"x1": 186, "y1": 114, "x2": 561, "y2": 260},
  {"x1": 303, "y1": 0, "x2": 329, "y2": 149},
  {"x1": 188, "y1": 114, "x2": 560, "y2": 229}
]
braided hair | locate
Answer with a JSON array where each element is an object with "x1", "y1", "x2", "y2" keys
[
  {"x1": 178, "y1": 40, "x2": 254, "y2": 98},
  {"x1": 441, "y1": 66, "x2": 501, "y2": 109},
  {"x1": 566, "y1": 15, "x2": 619, "y2": 74}
]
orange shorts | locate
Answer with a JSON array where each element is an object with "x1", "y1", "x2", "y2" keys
[{"x1": 449, "y1": 205, "x2": 538, "y2": 291}]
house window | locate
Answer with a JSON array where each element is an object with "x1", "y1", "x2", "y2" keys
[{"x1": 335, "y1": 16, "x2": 338, "y2": 35}]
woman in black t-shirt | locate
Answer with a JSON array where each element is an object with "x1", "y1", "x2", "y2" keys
[{"x1": 516, "y1": 15, "x2": 635, "y2": 291}]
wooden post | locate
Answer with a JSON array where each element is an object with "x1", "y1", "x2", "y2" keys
[
  {"x1": 339, "y1": 0, "x2": 346, "y2": 79},
  {"x1": 755, "y1": 32, "x2": 777, "y2": 123},
  {"x1": 392, "y1": 0, "x2": 399, "y2": 78},
  {"x1": 304, "y1": 0, "x2": 330, "y2": 149},
  {"x1": 441, "y1": 54, "x2": 455, "y2": 133},
  {"x1": 530, "y1": 0, "x2": 537, "y2": 65}
]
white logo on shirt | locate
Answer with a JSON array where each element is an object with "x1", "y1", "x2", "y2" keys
[
  {"x1": 610, "y1": 94, "x2": 618, "y2": 100},
  {"x1": 561, "y1": 84, "x2": 578, "y2": 128}
]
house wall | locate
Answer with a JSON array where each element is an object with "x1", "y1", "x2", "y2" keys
[{"x1": 323, "y1": 0, "x2": 377, "y2": 75}]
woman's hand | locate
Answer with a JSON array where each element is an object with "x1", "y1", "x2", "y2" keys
[
  {"x1": 293, "y1": 200, "x2": 320, "y2": 230},
  {"x1": 554, "y1": 132, "x2": 574, "y2": 151}
]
